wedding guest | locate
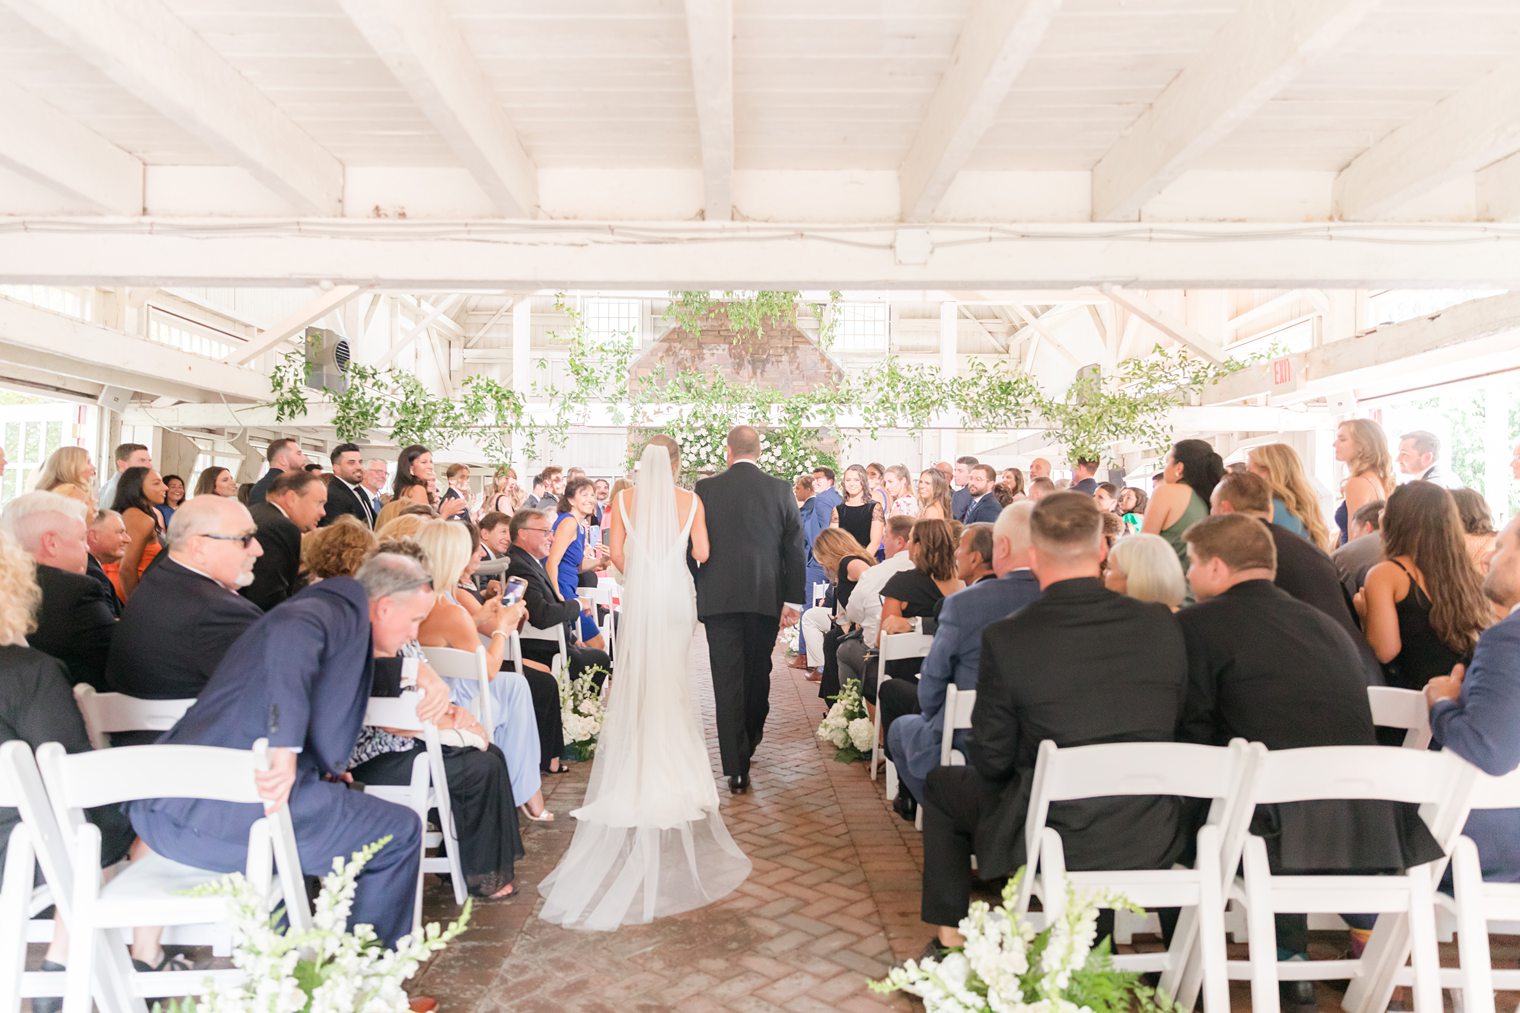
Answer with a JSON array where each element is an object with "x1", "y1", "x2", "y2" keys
[
  {"x1": 792, "y1": 474, "x2": 814, "y2": 510},
  {"x1": 1027, "y1": 476, "x2": 1057, "y2": 501},
  {"x1": 920, "y1": 493, "x2": 1187, "y2": 952},
  {"x1": 1247, "y1": 443, "x2": 1330, "y2": 549},
  {"x1": 801, "y1": 466, "x2": 843, "y2": 609},
  {"x1": 1070, "y1": 458, "x2": 1099, "y2": 496},
  {"x1": 998, "y1": 467, "x2": 1025, "y2": 502},
  {"x1": 320, "y1": 442, "x2": 377, "y2": 529},
  {"x1": 831, "y1": 464, "x2": 884, "y2": 558},
  {"x1": 376, "y1": 500, "x2": 432, "y2": 532},
  {"x1": 1355, "y1": 482, "x2": 1491, "y2": 692},
  {"x1": 869, "y1": 518, "x2": 963, "y2": 704},
  {"x1": 159, "y1": 474, "x2": 186, "y2": 529},
  {"x1": 1333, "y1": 500, "x2": 1385, "y2": 598},
  {"x1": 1028, "y1": 457, "x2": 1051, "y2": 481},
  {"x1": 193, "y1": 466, "x2": 238, "y2": 498},
  {"x1": 592, "y1": 476, "x2": 610, "y2": 524},
  {"x1": 1397, "y1": 430, "x2": 1443, "y2": 485},
  {"x1": 537, "y1": 466, "x2": 567, "y2": 509},
  {"x1": 85, "y1": 508, "x2": 128, "y2": 616},
  {"x1": 243, "y1": 469, "x2": 327, "y2": 611},
  {"x1": 548, "y1": 477, "x2": 608, "y2": 650},
  {"x1": 108, "y1": 466, "x2": 168, "y2": 600},
  {"x1": 362, "y1": 458, "x2": 389, "y2": 512},
  {"x1": 107, "y1": 495, "x2": 263, "y2": 700},
  {"x1": 1332, "y1": 419, "x2": 1394, "y2": 547},
  {"x1": 484, "y1": 466, "x2": 521, "y2": 516},
  {"x1": 0, "y1": 491, "x2": 114, "y2": 690},
  {"x1": 34, "y1": 446, "x2": 97, "y2": 514},
  {"x1": 1117, "y1": 486, "x2": 1148, "y2": 534},
  {"x1": 1451, "y1": 487, "x2": 1497, "y2": 574},
  {"x1": 1105, "y1": 532, "x2": 1186, "y2": 610},
  {"x1": 247, "y1": 437, "x2": 307, "y2": 507},
  {"x1": 917, "y1": 468, "x2": 953, "y2": 521},
  {"x1": 1093, "y1": 482, "x2": 1119, "y2": 514},
  {"x1": 865, "y1": 462, "x2": 891, "y2": 517},
  {"x1": 962, "y1": 465, "x2": 1002, "y2": 525},
  {"x1": 1144, "y1": 438, "x2": 1224, "y2": 573},
  {"x1": 479, "y1": 509, "x2": 512, "y2": 566},
  {"x1": 236, "y1": 482, "x2": 252, "y2": 505},
  {"x1": 304, "y1": 515, "x2": 377, "y2": 580},
  {"x1": 507, "y1": 508, "x2": 612, "y2": 679},
  {"x1": 883, "y1": 465, "x2": 917, "y2": 517},
  {"x1": 440, "y1": 463, "x2": 472, "y2": 524},
  {"x1": 950, "y1": 456, "x2": 978, "y2": 521},
  {"x1": 395, "y1": 445, "x2": 465, "y2": 520},
  {"x1": 802, "y1": 528, "x2": 874, "y2": 689},
  {"x1": 834, "y1": 516, "x2": 916, "y2": 697},
  {"x1": 97, "y1": 442, "x2": 150, "y2": 512}
]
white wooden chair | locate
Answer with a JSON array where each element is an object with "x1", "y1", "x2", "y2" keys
[
  {"x1": 582, "y1": 582, "x2": 616, "y2": 655},
  {"x1": 912, "y1": 683, "x2": 978, "y2": 832},
  {"x1": 1015, "y1": 739, "x2": 1256, "y2": 1013},
  {"x1": 358, "y1": 693, "x2": 467, "y2": 932},
  {"x1": 420, "y1": 644, "x2": 494, "y2": 730},
  {"x1": 71, "y1": 687, "x2": 195, "y2": 751},
  {"x1": 872, "y1": 630, "x2": 934, "y2": 793},
  {"x1": 1223, "y1": 745, "x2": 1476, "y2": 1013},
  {"x1": 519, "y1": 622, "x2": 568, "y2": 678},
  {"x1": 1367, "y1": 686, "x2": 1433, "y2": 750},
  {"x1": 36, "y1": 739, "x2": 309, "y2": 1013}
]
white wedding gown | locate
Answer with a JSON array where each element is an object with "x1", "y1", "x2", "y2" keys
[{"x1": 536, "y1": 444, "x2": 752, "y2": 931}]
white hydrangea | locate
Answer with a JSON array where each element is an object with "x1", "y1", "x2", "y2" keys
[{"x1": 847, "y1": 716, "x2": 876, "y2": 753}]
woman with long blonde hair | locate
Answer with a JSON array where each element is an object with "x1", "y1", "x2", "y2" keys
[
  {"x1": 1332, "y1": 419, "x2": 1394, "y2": 547},
  {"x1": 916, "y1": 468, "x2": 953, "y2": 521},
  {"x1": 34, "y1": 446, "x2": 97, "y2": 514},
  {"x1": 1247, "y1": 443, "x2": 1330, "y2": 550}
]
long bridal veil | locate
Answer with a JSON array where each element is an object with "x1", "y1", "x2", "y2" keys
[{"x1": 537, "y1": 442, "x2": 751, "y2": 931}]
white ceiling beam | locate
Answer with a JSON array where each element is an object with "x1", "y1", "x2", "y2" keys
[
  {"x1": 1335, "y1": 60, "x2": 1520, "y2": 220},
  {"x1": 464, "y1": 298, "x2": 514, "y2": 349},
  {"x1": 3, "y1": 0, "x2": 342, "y2": 215},
  {"x1": 336, "y1": 0, "x2": 537, "y2": 218},
  {"x1": 1099, "y1": 286, "x2": 1225, "y2": 364},
  {"x1": 0, "y1": 80, "x2": 142, "y2": 215},
  {"x1": 898, "y1": 0, "x2": 1064, "y2": 221},
  {"x1": 397, "y1": 295, "x2": 464, "y2": 339},
  {"x1": 1477, "y1": 151, "x2": 1520, "y2": 222},
  {"x1": 1012, "y1": 305, "x2": 1082, "y2": 371},
  {"x1": 227, "y1": 285, "x2": 362, "y2": 365},
  {"x1": 377, "y1": 295, "x2": 463, "y2": 369},
  {"x1": 1092, "y1": 0, "x2": 1379, "y2": 222},
  {"x1": 682, "y1": 0, "x2": 735, "y2": 221}
]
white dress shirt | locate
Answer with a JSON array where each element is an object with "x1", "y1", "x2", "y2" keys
[{"x1": 844, "y1": 549, "x2": 917, "y2": 645}]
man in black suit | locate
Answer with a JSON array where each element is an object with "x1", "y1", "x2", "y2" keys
[
  {"x1": 476, "y1": 511, "x2": 512, "y2": 593},
  {"x1": 127, "y1": 553, "x2": 444, "y2": 948},
  {"x1": 1070, "y1": 458, "x2": 1100, "y2": 496},
  {"x1": 961, "y1": 464, "x2": 1003, "y2": 525},
  {"x1": 505, "y1": 508, "x2": 611, "y2": 679},
  {"x1": 108, "y1": 496, "x2": 265, "y2": 699},
  {"x1": 319, "y1": 442, "x2": 376, "y2": 529},
  {"x1": 920, "y1": 492, "x2": 1188, "y2": 951},
  {"x1": 243, "y1": 470, "x2": 327, "y2": 611},
  {"x1": 1178, "y1": 514, "x2": 1441, "y2": 1005},
  {"x1": 950, "y1": 455, "x2": 978, "y2": 521},
  {"x1": 1, "y1": 491, "x2": 116, "y2": 690},
  {"x1": 694, "y1": 426, "x2": 805, "y2": 793},
  {"x1": 85, "y1": 508, "x2": 130, "y2": 616},
  {"x1": 246, "y1": 437, "x2": 308, "y2": 507}
]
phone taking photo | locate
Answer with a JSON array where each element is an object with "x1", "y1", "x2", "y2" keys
[{"x1": 502, "y1": 576, "x2": 528, "y2": 607}]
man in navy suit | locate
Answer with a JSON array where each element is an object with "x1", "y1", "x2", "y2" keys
[
  {"x1": 962, "y1": 464, "x2": 1003, "y2": 525},
  {"x1": 127, "y1": 553, "x2": 448, "y2": 947},
  {"x1": 951, "y1": 456, "x2": 979, "y2": 522},
  {"x1": 887, "y1": 502, "x2": 1040, "y2": 810}
]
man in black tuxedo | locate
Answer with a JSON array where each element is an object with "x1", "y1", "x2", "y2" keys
[
  {"x1": 505, "y1": 508, "x2": 611, "y2": 679},
  {"x1": 1070, "y1": 458, "x2": 1100, "y2": 496},
  {"x1": 246, "y1": 437, "x2": 308, "y2": 507},
  {"x1": 108, "y1": 496, "x2": 265, "y2": 699},
  {"x1": 961, "y1": 464, "x2": 1003, "y2": 525},
  {"x1": 950, "y1": 455, "x2": 978, "y2": 522},
  {"x1": 319, "y1": 442, "x2": 376, "y2": 529},
  {"x1": 127, "y1": 553, "x2": 443, "y2": 948},
  {"x1": 1, "y1": 492, "x2": 116, "y2": 690},
  {"x1": 243, "y1": 470, "x2": 327, "y2": 611},
  {"x1": 85, "y1": 508, "x2": 129, "y2": 617},
  {"x1": 920, "y1": 492, "x2": 1188, "y2": 950},
  {"x1": 694, "y1": 426, "x2": 805, "y2": 793}
]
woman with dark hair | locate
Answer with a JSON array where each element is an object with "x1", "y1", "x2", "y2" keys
[
  {"x1": 193, "y1": 466, "x2": 238, "y2": 498},
  {"x1": 1117, "y1": 485, "x2": 1148, "y2": 534},
  {"x1": 916, "y1": 468, "x2": 953, "y2": 521},
  {"x1": 869, "y1": 517, "x2": 964, "y2": 702},
  {"x1": 1355, "y1": 481, "x2": 1493, "y2": 691},
  {"x1": 1143, "y1": 438, "x2": 1224, "y2": 571},
  {"x1": 830, "y1": 464, "x2": 884, "y2": 557},
  {"x1": 159, "y1": 474, "x2": 186, "y2": 529},
  {"x1": 998, "y1": 467, "x2": 1026, "y2": 502},
  {"x1": 1451, "y1": 487, "x2": 1497, "y2": 574},
  {"x1": 393, "y1": 445, "x2": 467, "y2": 519},
  {"x1": 548, "y1": 476, "x2": 607, "y2": 649},
  {"x1": 106, "y1": 466, "x2": 167, "y2": 600}
]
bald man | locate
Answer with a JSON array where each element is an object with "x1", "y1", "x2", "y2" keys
[{"x1": 1028, "y1": 458, "x2": 1052, "y2": 481}]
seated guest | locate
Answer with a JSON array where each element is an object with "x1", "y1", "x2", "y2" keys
[
  {"x1": 801, "y1": 528, "x2": 873, "y2": 691},
  {"x1": 1179, "y1": 514, "x2": 1443, "y2": 999},
  {"x1": 35, "y1": 445, "x2": 98, "y2": 515},
  {"x1": 834, "y1": 515, "x2": 916, "y2": 696},
  {"x1": 962, "y1": 465, "x2": 1003, "y2": 525},
  {"x1": 97, "y1": 442, "x2": 150, "y2": 514},
  {"x1": 1143, "y1": 438, "x2": 1223, "y2": 573},
  {"x1": 916, "y1": 468, "x2": 952, "y2": 521},
  {"x1": 128, "y1": 553, "x2": 440, "y2": 949},
  {"x1": 0, "y1": 492, "x2": 114, "y2": 690},
  {"x1": 159, "y1": 474, "x2": 186, "y2": 529},
  {"x1": 85, "y1": 508, "x2": 129, "y2": 616},
  {"x1": 479, "y1": 510, "x2": 512, "y2": 567},
  {"x1": 1104, "y1": 533, "x2": 1186, "y2": 610},
  {"x1": 193, "y1": 465, "x2": 238, "y2": 499},
  {"x1": 1070, "y1": 458, "x2": 1100, "y2": 496},
  {"x1": 1451, "y1": 487, "x2": 1498, "y2": 574},
  {"x1": 108, "y1": 466, "x2": 168, "y2": 600},
  {"x1": 868, "y1": 518, "x2": 963, "y2": 704},
  {"x1": 1426, "y1": 514, "x2": 1520, "y2": 885},
  {"x1": 247, "y1": 436, "x2": 307, "y2": 506},
  {"x1": 1026, "y1": 476, "x2": 1057, "y2": 501},
  {"x1": 320, "y1": 442, "x2": 377, "y2": 529},
  {"x1": 1332, "y1": 500, "x2": 1384, "y2": 599},
  {"x1": 886, "y1": 503, "x2": 1038, "y2": 818},
  {"x1": 548, "y1": 478, "x2": 609, "y2": 650},
  {"x1": 243, "y1": 469, "x2": 328, "y2": 611},
  {"x1": 303, "y1": 515, "x2": 377, "y2": 581},
  {"x1": 107, "y1": 496, "x2": 264, "y2": 699},
  {"x1": 1247, "y1": 443, "x2": 1331, "y2": 549},
  {"x1": 376, "y1": 507, "x2": 432, "y2": 541},
  {"x1": 921, "y1": 493, "x2": 1188, "y2": 952},
  {"x1": 440, "y1": 463, "x2": 473, "y2": 524},
  {"x1": 1093, "y1": 482, "x2": 1119, "y2": 514},
  {"x1": 506, "y1": 508, "x2": 612, "y2": 680}
]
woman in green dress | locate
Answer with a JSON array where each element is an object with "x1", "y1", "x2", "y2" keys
[{"x1": 1143, "y1": 438, "x2": 1225, "y2": 571}]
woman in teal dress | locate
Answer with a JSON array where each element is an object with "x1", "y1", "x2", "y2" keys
[
  {"x1": 547, "y1": 477, "x2": 608, "y2": 649},
  {"x1": 1143, "y1": 438, "x2": 1225, "y2": 572}
]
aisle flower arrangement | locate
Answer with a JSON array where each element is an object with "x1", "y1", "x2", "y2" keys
[
  {"x1": 816, "y1": 677, "x2": 874, "y2": 762},
  {"x1": 158, "y1": 837, "x2": 469, "y2": 1013},
  {"x1": 560, "y1": 664, "x2": 608, "y2": 761},
  {"x1": 870, "y1": 873, "x2": 1179, "y2": 1013}
]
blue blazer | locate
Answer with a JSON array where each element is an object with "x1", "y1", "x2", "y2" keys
[
  {"x1": 1432, "y1": 612, "x2": 1520, "y2": 882},
  {"x1": 801, "y1": 487, "x2": 842, "y2": 553},
  {"x1": 951, "y1": 486, "x2": 973, "y2": 522},
  {"x1": 963, "y1": 494, "x2": 1002, "y2": 526}
]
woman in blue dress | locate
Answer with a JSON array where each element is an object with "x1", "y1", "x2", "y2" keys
[{"x1": 547, "y1": 477, "x2": 609, "y2": 650}]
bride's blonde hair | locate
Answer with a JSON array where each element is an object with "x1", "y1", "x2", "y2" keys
[{"x1": 644, "y1": 434, "x2": 681, "y2": 474}]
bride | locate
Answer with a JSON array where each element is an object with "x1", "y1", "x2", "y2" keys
[{"x1": 537, "y1": 436, "x2": 752, "y2": 930}]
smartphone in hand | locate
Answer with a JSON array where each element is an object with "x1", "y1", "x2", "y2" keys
[{"x1": 501, "y1": 576, "x2": 529, "y2": 607}]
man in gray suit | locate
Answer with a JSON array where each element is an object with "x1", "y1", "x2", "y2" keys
[{"x1": 694, "y1": 426, "x2": 805, "y2": 793}]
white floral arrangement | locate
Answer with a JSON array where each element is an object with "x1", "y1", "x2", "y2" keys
[
  {"x1": 158, "y1": 837, "x2": 469, "y2": 1013},
  {"x1": 816, "y1": 677, "x2": 875, "y2": 762},
  {"x1": 871, "y1": 872, "x2": 1179, "y2": 1013},
  {"x1": 559, "y1": 664, "x2": 607, "y2": 761}
]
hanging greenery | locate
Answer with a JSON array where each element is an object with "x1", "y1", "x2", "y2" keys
[{"x1": 665, "y1": 290, "x2": 843, "y2": 349}]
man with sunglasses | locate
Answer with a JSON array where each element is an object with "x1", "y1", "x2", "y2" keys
[{"x1": 106, "y1": 496, "x2": 265, "y2": 703}]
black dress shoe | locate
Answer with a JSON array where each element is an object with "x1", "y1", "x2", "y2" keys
[
  {"x1": 893, "y1": 792, "x2": 917, "y2": 822},
  {"x1": 1279, "y1": 979, "x2": 1316, "y2": 1009},
  {"x1": 727, "y1": 773, "x2": 750, "y2": 794}
]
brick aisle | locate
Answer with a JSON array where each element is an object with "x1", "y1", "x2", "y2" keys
[{"x1": 413, "y1": 631, "x2": 918, "y2": 1012}]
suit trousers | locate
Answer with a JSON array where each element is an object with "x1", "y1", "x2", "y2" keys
[
  {"x1": 877, "y1": 676, "x2": 921, "y2": 759},
  {"x1": 703, "y1": 612, "x2": 779, "y2": 777}
]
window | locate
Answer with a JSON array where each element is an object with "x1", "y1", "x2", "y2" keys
[
  {"x1": 0, "y1": 396, "x2": 93, "y2": 506},
  {"x1": 0, "y1": 285, "x2": 92, "y2": 321},
  {"x1": 146, "y1": 307, "x2": 237, "y2": 360},
  {"x1": 1364, "y1": 290, "x2": 1504, "y2": 329},
  {"x1": 582, "y1": 297, "x2": 641, "y2": 344},
  {"x1": 830, "y1": 302, "x2": 888, "y2": 351}
]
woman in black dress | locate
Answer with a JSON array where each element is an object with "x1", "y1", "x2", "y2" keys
[
  {"x1": 830, "y1": 464, "x2": 884, "y2": 558},
  {"x1": 865, "y1": 517, "x2": 964, "y2": 704}
]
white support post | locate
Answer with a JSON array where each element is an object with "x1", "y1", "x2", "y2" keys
[
  {"x1": 939, "y1": 301, "x2": 959, "y2": 463},
  {"x1": 682, "y1": 0, "x2": 735, "y2": 221}
]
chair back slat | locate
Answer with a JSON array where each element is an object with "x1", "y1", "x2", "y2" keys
[
  {"x1": 1247, "y1": 745, "x2": 1462, "y2": 806},
  {"x1": 1367, "y1": 686, "x2": 1432, "y2": 750},
  {"x1": 364, "y1": 693, "x2": 423, "y2": 732},
  {"x1": 419, "y1": 646, "x2": 485, "y2": 683},
  {"x1": 36, "y1": 740, "x2": 270, "y2": 813},
  {"x1": 1468, "y1": 765, "x2": 1520, "y2": 811},
  {"x1": 73, "y1": 686, "x2": 195, "y2": 751},
  {"x1": 939, "y1": 686, "x2": 977, "y2": 766},
  {"x1": 1037, "y1": 740, "x2": 1246, "y2": 803},
  {"x1": 879, "y1": 631, "x2": 934, "y2": 664}
]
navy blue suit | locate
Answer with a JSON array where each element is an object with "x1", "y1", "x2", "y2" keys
[
  {"x1": 126, "y1": 578, "x2": 420, "y2": 946},
  {"x1": 962, "y1": 494, "x2": 1002, "y2": 527},
  {"x1": 888, "y1": 570, "x2": 1040, "y2": 803},
  {"x1": 951, "y1": 486, "x2": 972, "y2": 522},
  {"x1": 1431, "y1": 611, "x2": 1520, "y2": 884}
]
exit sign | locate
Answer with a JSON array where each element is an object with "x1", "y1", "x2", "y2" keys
[{"x1": 1271, "y1": 357, "x2": 1293, "y2": 386}]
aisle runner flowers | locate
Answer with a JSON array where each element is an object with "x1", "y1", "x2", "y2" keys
[
  {"x1": 816, "y1": 677, "x2": 874, "y2": 762},
  {"x1": 871, "y1": 873, "x2": 1180, "y2": 1013},
  {"x1": 560, "y1": 664, "x2": 608, "y2": 761},
  {"x1": 160, "y1": 837, "x2": 469, "y2": 1012}
]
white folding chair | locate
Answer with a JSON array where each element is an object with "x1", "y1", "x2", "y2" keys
[
  {"x1": 582, "y1": 583, "x2": 616, "y2": 654},
  {"x1": 872, "y1": 631, "x2": 934, "y2": 793},
  {"x1": 1016, "y1": 739, "x2": 1255, "y2": 1013},
  {"x1": 71, "y1": 687, "x2": 196, "y2": 751},
  {"x1": 359, "y1": 693, "x2": 467, "y2": 932},
  {"x1": 1223, "y1": 746, "x2": 1476, "y2": 1013},
  {"x1": 913, "y1": 684, "x2": 978, "y2": 832},
  {"x1": 420, "y1": 644, "x2": 494, "y2": 730},
  {"x1": 37, "y1": 739, "x2": 310, "y2": 1013},
  {"x1": 812, "y1": 581, "x2": 829, "y2": 607},
  {"x1": 1367, "y1": 686, "x2": 1433, "y2": 750},
  {"x1": 520, "y1": 622, "x2": 568, "y2": 678}
]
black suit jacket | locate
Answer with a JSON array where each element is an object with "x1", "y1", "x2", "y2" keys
[
  {"x1": 107, "y1": 556, "x2": 263, "y2": 699},
  {"x1": 1268, "y1": 522, "x2": 1381, "y2": 682},
  {"x1": 242, "y1": 501, "x2": 302, "y2": 612},
  {"x1": 506, "y1": 544, "x2": 580, "y2": 635},
  {"x1": 86, "y1": 554, "x2": 123, "y2": 618},
  {"x1": 320, "y1": 477, "x2": 375, "y2": 528},
  {"x1": 246, "y1": 467, "x2": 282, "y2": 507},
  {"x1": 693, "y1": 461, "x2": 804, "y2": 618},
  {"x1": 1178, "y1": 581, "x2": 1440, "y2": 872},
  {"x1": 968, "y1": 577, "x2": 1188, "y2": 880},
  {"x1": 27, "y1": 564, "x2": 116, "y2": 691}
]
